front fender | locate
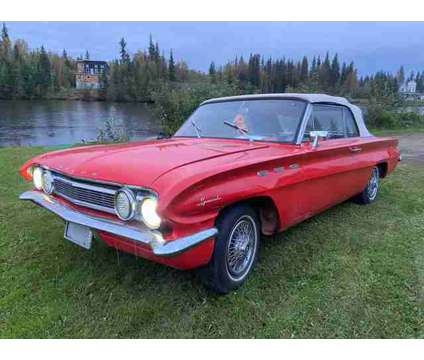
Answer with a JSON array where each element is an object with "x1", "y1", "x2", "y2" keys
[{"x1": 154, "y1": 155, "x2": 301, "y2": 237}]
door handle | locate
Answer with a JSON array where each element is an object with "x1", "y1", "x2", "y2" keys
[{"x1": 349, "y1": 146, "x2": 362, "y2": 153}]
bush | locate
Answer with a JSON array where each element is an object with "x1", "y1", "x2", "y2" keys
[
  {"x1": 151, "y1": 82, "x2": 242, "y2": 134},
  {"x1": 365, "y1": 102, "x2": 424, "y2": 129},
  {"x1": 96, "y1": 118, "x2": 128, "y2": 143}
]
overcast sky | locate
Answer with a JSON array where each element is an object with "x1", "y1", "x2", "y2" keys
[{"x1": 4, "y1": 22, "x2": 424, "y2": 76}]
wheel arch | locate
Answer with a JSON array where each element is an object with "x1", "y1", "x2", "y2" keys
[
  {"x1": 217, "y1": 196, "x2": 280, "y2": 236},
  {"x1": 377, "y1": 161, "x2": 388, "y2": 178}
]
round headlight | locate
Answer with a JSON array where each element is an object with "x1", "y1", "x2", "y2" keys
[
  {"x1": 141, "y1": 197, "x2": 161, "y2": 229},
  {"x1": 32, "y1": 167, "x2": 44, "y2": 190},
  {"x1": 42, "y1": 170, "x2": 54, "y2": 194},
  {"x1": 115, "y1": 188, "x2": 136, "y2": 221}
]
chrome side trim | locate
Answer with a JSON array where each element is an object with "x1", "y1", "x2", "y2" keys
[{"x1": 20, "y1": 190, "x2": 218, "y2": 257}]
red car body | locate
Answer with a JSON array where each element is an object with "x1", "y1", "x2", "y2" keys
[{"x1": 19, "y1": 94, "x2": 400, "y2": 271}]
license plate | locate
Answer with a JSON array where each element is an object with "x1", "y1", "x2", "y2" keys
[{"x1": 64, "y1": 222, "x2": 92, "y2": 249}]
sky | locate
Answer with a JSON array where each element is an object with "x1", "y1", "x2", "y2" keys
[{"x1": 4, "y1": 22, "x2": 424, "y2": 76}]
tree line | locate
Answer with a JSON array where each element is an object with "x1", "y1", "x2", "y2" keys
[
  {"x1": 0, "y1": 22, "x2": 418, "y2": 103},
  {"x1": 209, "y1": 53, "x2": 409, "y2": 103},
  {"x1": 105, "y1": 35, "x2": 203, "y2": 102},
  {"x1": 0, "y1": 23, "x2": 75, "y2": 99}
]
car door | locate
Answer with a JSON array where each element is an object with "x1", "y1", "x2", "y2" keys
[{"x1": 297, "y1": 103, "x2": 370, "y2": 217}]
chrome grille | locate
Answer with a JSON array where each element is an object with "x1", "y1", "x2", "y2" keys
[{"x1": 52, "y1": 173, "x2": 117, "y2": 214}]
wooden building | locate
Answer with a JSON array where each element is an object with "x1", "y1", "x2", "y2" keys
[{"x1": 75, "y1": 60, "x2": 108, "y2": 89}]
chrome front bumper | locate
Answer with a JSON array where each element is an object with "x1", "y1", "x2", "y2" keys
[{"x1": 19, "y1": 191, "x2": 217, "y2": 256}]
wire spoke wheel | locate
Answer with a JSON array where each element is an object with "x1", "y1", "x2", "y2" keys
[
  {"x1": 367, "y1": 167, "x2": 379, "y2": 200},
  {"x1": 226, "y1": 215, "x2": 257, "y2": 281}
]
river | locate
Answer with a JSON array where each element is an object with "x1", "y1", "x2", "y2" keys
[
  {"x1": 0, "y1": 100, "x2": 160, "y2": 147},
  {"x1": 1, "y1": 100, "x2": 423, "y2": 147}
]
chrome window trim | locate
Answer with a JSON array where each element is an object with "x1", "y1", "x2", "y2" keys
[
  {"x1": 341, "y1": 106, "x2": 360, "y2": 138},
  {"x1": 296, "y1": 102, "x2": 363, "y2": 144},
  {"x1": 295, "y1": 103, "x2": 313, "y2": 145}
]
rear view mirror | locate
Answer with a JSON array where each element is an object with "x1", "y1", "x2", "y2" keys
[{"x1": 309, "y1": 130, "x2": 328, "y2": 148}]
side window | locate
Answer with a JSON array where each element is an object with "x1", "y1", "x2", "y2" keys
[
  {"x1": 309, "y1": 105, "x2": 345, "y2": 139},
  {"x1": 343, "y1": 108, "x2": 359, "y2": 137}
]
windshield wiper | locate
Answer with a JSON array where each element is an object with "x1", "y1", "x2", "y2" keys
[
  {"x1": 223, "y1": 120, "x2": 254, "y2": 141},
  {"x1": 191, "y1": 119, "x2": 202, "y2": 138}
]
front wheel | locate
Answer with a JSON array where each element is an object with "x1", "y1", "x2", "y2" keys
[
  {"x1": 354, "y1": 166, "x2": 380, "y2": 204},
  {"x1": 199, "y1": 204, "x2": 260, "y2": 294}
]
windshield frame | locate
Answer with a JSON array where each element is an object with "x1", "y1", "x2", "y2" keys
[{"x1": 173, "y1": 97, "x2": 310, "y2": 144}]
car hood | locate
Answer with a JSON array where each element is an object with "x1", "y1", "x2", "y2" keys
[{"x1": 28, "y1": 138, "x2": 269, "y2": 188}]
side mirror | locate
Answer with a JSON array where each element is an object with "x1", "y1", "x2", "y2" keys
[
  {"x1": 309, "y1": 130, "x2": 328, "y2": 149},
  {"x1": 157, "y1": 131, "x2": 172, "y2": 140}
]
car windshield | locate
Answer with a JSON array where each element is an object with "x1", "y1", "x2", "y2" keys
[{"x1": 174, "y1": 99, "x2": 307, "y2": 143}]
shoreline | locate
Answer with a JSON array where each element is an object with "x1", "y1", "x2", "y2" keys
[{"x1": 0, "y1": 89, "x2": 154, "y2": 103}]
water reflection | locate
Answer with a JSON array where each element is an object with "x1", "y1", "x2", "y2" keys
[{"x1": 0, "y1": 100, "x2": 160, "y2": 146}]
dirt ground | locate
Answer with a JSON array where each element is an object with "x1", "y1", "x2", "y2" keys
[{"x1": 393, "y1": 133, "x2": 424, "y2": 163}]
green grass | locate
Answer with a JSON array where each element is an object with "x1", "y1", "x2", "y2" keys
[
  {"x1": 370, "y1": 127, "x2": 424, "y2": 136},
  {"x1": 0, "y1": 146, "x2": 423, "y2": 338}
]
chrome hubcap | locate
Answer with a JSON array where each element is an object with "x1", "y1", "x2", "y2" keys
[
  {"x1": 367, "y1": 167, "x2": 379, "y2": 200},
  {"x1": 226, "y1": 215, "x2": 257, "y2": 281}
]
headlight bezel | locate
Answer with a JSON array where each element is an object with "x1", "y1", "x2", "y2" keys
[
  {"x1": 32, "y1": 166, "x2": 44, "y2": 190},
  {"x1": 41, "y1": 170, "x2": 54, "y2": 194},
  {"x1": 114, "y1": 187, "x2": 137, "y2": 221},
  {"x1": 140, "y1": 196, "x2": 161, "y2": 230}
]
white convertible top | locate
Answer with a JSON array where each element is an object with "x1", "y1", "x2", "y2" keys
[{"x1": 201, "y1": 93, "x2": 371, "y2": 137}]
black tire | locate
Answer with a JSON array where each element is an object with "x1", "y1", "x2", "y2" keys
[
  {"x1": 199, "y1": 204, "x2": 260, "y2": 294},
  {"x1": 353, "y1": 166, "x2": 380, "y2": 204}
]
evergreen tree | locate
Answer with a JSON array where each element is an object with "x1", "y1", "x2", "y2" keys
[
  {"x1": 154, "y1": 42, "x2": 160, "y2": 62},
  {"x1": 148, "y1": 34, "x2": 156, "y2": 60},
  {"x1": 247, "y1": 54, "x2": 260, "y2": 87},
  {"x1": 119, "y1": 38, "x2": 130, "y2": 64},
  {"x1": 320, "y1": 52, "x2": 332, "y2": 90},
  {"x1": 168, "y1": 49, "x2": 176, "y2": 81},
  {"x1": 62, "y1": 49, "x2": 71, "y2": 67},
  {"x1": 311, "y1": 56, "x2": 317, "y2": 74},
  {"x1": 397, "y1": 66, "x2": 405, "y2": 85},
  {"x1": 300, "y1": 56, "x2": 309, "y2": 83},
  {"x1": 0, "y1": 23, "x2": 11, "y2": 57},
  {"x1": 416, "y1": 72, "x2": 424, "y2": 92},
  {"x1": 38, "y1": 45, "x2": 51, "y2": 93},
  {"x1": 237, "y1": 56, "x2": 248, "y2": 87},
  {"x1": 85, "y1": 50, "x2": 90, "y2": 60},
  {"x1": 209, "y1": 61, "x2": 216, "y2": 83},
  {"x1": 330, "y1": 53, "x2": 340, "y2": 87}
]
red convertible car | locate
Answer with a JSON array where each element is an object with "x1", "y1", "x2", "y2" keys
[{"x1": 19, "y1": 94, "x2": 400, "y2": 293}]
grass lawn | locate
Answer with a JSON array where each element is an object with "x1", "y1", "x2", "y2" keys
[{"x1": 0, "y1": 145, "x2": 423, "y2": 338}]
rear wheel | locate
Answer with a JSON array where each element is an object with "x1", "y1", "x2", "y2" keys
[
  {"x1": 199, "y1": 204, "x2": 260, "y2": 294},
  {"x1": 354, "y1": 166, "x2": 380, "y2": 204}
]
